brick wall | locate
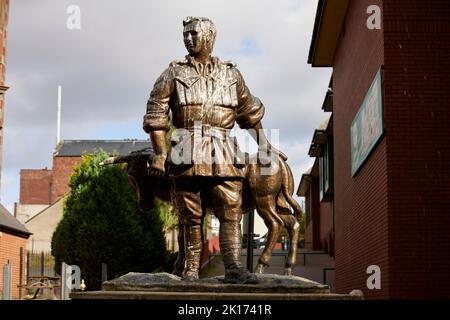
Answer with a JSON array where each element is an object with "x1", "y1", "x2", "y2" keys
[
  {"x1": 19, "y1": 169, "x2": 52, "y2": 205},
  {"x1": 332, "y1": 0, "x2": 450, "y2": 299},
  {"x1": 0, "y1": 0, "x2": 9, "y2": 187},
  {"x1": 0, "y1": 231, "x2": 27, "y2": 299},
  {"x1": 201, "y1": 235, "x2": 220, "y2": 268},
  {"x1": 311, "y1": 177, "x2": 321, "y2": 251},
  {"x1": 305, "y1": 223, "x2": 313, "y2": 251},
  {"x1": 0, "y1": 94, "x2": 4, "y2": 184},
  {"x1": 319, "y1": 201, "x2": 334, "y2": 256},
  {"x1": 51, "y1": 156, "x2": 82, "y2": 203},
  {"x1": 304, "y1": 185, "x2": 312, "y2": 251},
  {"x1": 333, "y1": 0, "x2": 388, "y2": 299},
  {"x1": 19, "y1": 156, "x2": 83, "y2": 206},
  {"x1": 0, "y1": 0, "x2": 6, "y2": 82},
  {"x1": 304, "y1": 177, "x2": 321, "y2": 251},
  {"x1": 383, "y1": 0, "x2": 450, "y2": 299}
]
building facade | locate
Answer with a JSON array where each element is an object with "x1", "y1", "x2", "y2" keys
[
  {"x1": 16, "y1": 140, "x2": 150, "y2": 223},
  {"x1": 23, "y1": 198, "x2": 63, "y2": 252},
  {"x1": 0, "y1": 204, "x2": 30, "y2": 299},
  {"x1": 298, "y1": 114, "x2": 334, "y2": 256},
  {"x1": 306, "y1": 0, "x2": 450, "y2": 299},
  {"x1": 0, "y1": 0, "x2": 9, "y2": 189},
  {"x1": 16, "y1": 140, "x2": 151, "y2": 251}
]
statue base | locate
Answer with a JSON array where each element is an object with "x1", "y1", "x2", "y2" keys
[{"x1": 70, "y1": 272, "x2": 362, "y2": 300}]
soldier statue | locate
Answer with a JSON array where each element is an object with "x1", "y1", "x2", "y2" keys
[{"x1": 143, "y1": 17, "x2": 277, "y2": 284}]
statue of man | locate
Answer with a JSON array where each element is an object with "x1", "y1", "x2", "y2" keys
[{"x1": 143, "y1": 16, "x2": 274, "y2": 283}]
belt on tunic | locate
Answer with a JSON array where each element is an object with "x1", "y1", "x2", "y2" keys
[{"x1": 184, "y1": 125, "x2": 230, "y2": 139}]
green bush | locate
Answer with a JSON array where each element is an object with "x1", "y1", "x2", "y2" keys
[{"x1": 51, "y1": 151, "x2": 169, "y2": 290}]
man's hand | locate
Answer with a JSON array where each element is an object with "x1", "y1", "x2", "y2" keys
[
  {"x1": 148, "y1": 130, "x2": 168, "y2": 176},
  {"x1": 148, "y1": 154, "x2": 167, "y2": 177},
  {"x1": 248, "y1": 121, "x2": 288, "y2": 161}
]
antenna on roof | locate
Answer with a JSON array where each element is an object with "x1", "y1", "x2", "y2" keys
[{"x1": 56, "y1": 85, "x2": 62, "y2": 146}]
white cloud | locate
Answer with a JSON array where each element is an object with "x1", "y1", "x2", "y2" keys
[{"x1": 1, "y1": 170, "x2": 19, "y2": 214}]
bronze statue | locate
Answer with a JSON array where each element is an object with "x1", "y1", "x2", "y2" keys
[
  {"x1": 243, "y1": 153, "x2": 302, "y2": 275},
  {"x1": 144, "y1": 16, "x2": 272, "y2": 284},
  {"x1": 104, "y1": 16, "x2": 302, "y2": 282},
  {"x1": 103, "y1": 150, "x2": 302, "y2": 276}
]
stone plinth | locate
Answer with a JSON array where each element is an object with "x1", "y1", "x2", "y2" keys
[{"x1": 70, "y1": 273, "x2": 362, "y2": 300}]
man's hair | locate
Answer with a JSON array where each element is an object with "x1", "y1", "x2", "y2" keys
[{"x1": 183, "y1": 16, "x2": 217, "y2": 50}]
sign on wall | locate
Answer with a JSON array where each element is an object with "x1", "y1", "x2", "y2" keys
[{"x1": 351, "y1": 68, "x2": 383, "y2": 176}]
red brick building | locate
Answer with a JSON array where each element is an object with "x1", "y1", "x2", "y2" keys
[
  {"x1": 0, "y1": 0, "x2": 28, "y2": 300},
  {"x1": 19, "y1": 169, "x2": 52, "y2": 205},
  {"x1": 304, "y1": 0, "x2": 450, "y2": 299},
  {"x1": 298, "y1": 115, "x2": 334, "y2": 256},
  {"x1": 0, "y1": 204, "x2": 30, "y2": 299},
  {"x1": 16, "y1": 140, "x2": 150, "y2": 223},
  {"x1": 0, "y1": 0, "x2": 9, "y2": 187}
]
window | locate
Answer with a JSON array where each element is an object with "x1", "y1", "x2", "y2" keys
[{"x1": 320, "y1": 136, "x2": 334, "y2": 201}]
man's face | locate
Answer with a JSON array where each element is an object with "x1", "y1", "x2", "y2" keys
[{"x1": 183, "y1": 22, "x2": 210, "y2": 55}]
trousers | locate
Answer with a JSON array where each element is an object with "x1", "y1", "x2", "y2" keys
[{"x1": 172, "y1": 177, "x2": 243, "y2": 226}]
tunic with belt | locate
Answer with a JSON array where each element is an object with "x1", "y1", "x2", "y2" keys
[{"x1": 143, "y1": 55, "x2": 265, "y2": 178}]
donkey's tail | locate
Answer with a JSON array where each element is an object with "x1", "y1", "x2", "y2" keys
[{"x1": 279, "y1": 156, "x2": 303, "y2": 217}]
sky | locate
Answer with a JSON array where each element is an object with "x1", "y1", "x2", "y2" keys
[{"x1": 1, "y1": 0, "x2": 332, "y2": 213}]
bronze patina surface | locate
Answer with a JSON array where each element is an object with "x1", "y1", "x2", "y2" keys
[{"x1": 105, "y1": 17, "x2": 303, "y2": 282}]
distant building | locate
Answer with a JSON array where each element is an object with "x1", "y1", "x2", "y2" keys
[
  {"x1": 305, "y1": 0, "x2": 450, "y2": 299},
  {"x1": 297, "y1": 114, "x2": 334, "y2": 256},
  {"x1": 16, "y1": 139, "x2": 150, "y2": 251},
  {"x1": 16, "y1": 139, "x2": 150, "y2": 224},
  {"x1": 23, "y1": 198, "x2": 63, "y2": 252},
  {"x1": 0, "y1": 203, "x2": 31, "y2": 299},
  {"x1": 209, "y1": 215, "x2": 220, "y2": 237},
  {"x1": 0, "y1": 0, "x2": 29, "y2": 300},
  {"x1": 16, "y1": 168, "x2": 52, "y2": 225}
]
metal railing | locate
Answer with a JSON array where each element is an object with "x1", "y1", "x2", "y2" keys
[
  {"x1": 207, "y1": 251, "x2": 331, "y2": 267},
  {"x1": 27, "y1": 251, "x2": 57, "y2": 277}
]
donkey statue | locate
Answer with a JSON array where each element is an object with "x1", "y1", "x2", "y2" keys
[{"x1": 102, "y1": 148, "x2": 302, "y2": 276}]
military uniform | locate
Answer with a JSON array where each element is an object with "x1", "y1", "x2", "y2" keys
[{"x1": 143, "y1": 55, "x2": 263, "y2": 282}]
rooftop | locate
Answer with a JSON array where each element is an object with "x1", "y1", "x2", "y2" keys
[
  {"x1": 0, "y1": 204, "x2": 31, "y2": 238},
  {"x1": 308, "y1": 0, "x2": 350, "y2": 66},
  {"x1": 54, "y1": 139, "x2": 151, "y2": 157}
]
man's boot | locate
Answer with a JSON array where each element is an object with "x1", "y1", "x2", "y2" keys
[
  {"x1": 182, "y1": 225, "x2": 202, "y2": 281},
  {"x1": 220, "y1": 222, "x2": 258, "y2": 284}
]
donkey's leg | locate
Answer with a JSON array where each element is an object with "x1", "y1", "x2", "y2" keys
[
  {"x1": 279, "y1": 215, "x2": 300, "y2": 276},
  {"x1": 254, "y1": 196, "x2": 284, "y2": 273}
]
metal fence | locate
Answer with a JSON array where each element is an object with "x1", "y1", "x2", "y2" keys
[{"x1": 27, "y1": 251, "x2": 57, "y2": 277}]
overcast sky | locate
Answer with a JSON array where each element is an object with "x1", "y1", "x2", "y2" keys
[{"x1": 1, "y1": 0, "x2": 331, "y2": 213}]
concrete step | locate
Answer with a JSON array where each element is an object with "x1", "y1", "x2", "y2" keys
[{"x1": 71, "y1": 290, "x2": 361, "y2": 300}]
